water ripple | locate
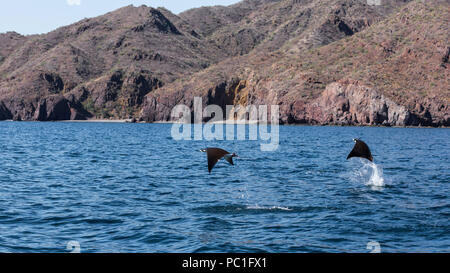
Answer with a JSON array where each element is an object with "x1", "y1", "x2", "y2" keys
[{"x1": 0, "y1": 122, "x2": 448, "y2": 253}]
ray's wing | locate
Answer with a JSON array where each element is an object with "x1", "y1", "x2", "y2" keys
[
  {"x1": 223, "y1": 154, "x2": 234, "y2": 166},
  {"x1": 206, "y1": 148, "x2": 230, "y2": 173},
  {"x1": 347, "y1": 140, "x2": 373, "y2": 162}
]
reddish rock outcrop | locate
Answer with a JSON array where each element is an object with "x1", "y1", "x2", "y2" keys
[
  {"x1": 288, "y1": 80, "x2": 443, "y2": 126},
  {"x1": 34, "y1": 95, "x2": 71, "y2": 121},
  {"x1": 0, "y1": 101, "x2": 12, "y2": 120},
  {"x1": 67, "y1": 70, "x2": 162, "y2": 119},
  {"x1": 141, "y1": 78, "x2": 448, "y2": 127}
]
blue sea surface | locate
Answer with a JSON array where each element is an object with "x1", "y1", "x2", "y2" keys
[{"x1": 0, "y1": 122, "x2": 448, "y2": 253}]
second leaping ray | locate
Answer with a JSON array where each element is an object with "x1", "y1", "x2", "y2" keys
[{"x1": 200, "y1": 148, "x2": 238, "y2": 173}]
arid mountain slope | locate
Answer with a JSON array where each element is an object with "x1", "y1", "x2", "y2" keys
[
  {"x1": 0, "y1": 0, "x2": 447, "y2": 126},
  {"x1": 0, "y1": 5, "x2": 229, "y2": 120},
  {"x1": 140, "y1": 0, "x2": 449, "y2": 126},
  {"x1": 0, "y1": 32, "x2": 30, "y2": 66}
]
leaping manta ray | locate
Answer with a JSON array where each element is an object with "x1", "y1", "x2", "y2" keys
[
  {"x1": 200, "y1": 148, "x2": 238, "y2": 173},
  {"x1": 347, "y1": 139, "x2": 373, "y2": 162}
]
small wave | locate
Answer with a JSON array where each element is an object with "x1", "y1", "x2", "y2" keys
[
  {"x1": 245, "y1": 205, "x2": 293, "y2": 211},
  {"x1": 193, "y1": 204, "x2": 293, "y2": 214},
  {"x1": 82, "y1": 218, "x2": 123, "y2": 224}
]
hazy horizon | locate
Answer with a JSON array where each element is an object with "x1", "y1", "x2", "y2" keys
[{"x1": 0, "y1": 0, "x2": 241, "y2": 35}]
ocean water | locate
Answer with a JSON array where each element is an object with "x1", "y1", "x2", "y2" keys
[{"x1": 0, "y1": 121, "x2": 448, "y2": 253}]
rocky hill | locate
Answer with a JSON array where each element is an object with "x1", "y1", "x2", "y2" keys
[
  {"x1": 0, "y1": 5, "x2": 230, "y2": 120},
  {"x1": 0, "y1": 0, "x2": 448, "y2": 126},
  {"x1": 140, "y1": 0, "x2": 449, "y2": 126}
]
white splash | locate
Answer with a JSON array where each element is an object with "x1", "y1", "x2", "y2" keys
[
  {"x1": 364, "y1": 160, "x2": 385, "y2": 188},
  {"x1": 350, "y1": 159, "x2": 385, "y2": 189}
]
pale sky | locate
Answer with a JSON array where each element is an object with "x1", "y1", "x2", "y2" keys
[{"x1": 0, "y1": 0, "x2": 242, "y2": 35}]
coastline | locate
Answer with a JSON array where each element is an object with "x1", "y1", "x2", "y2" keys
[
  {"x1": 0, "y1": 119, "x2": 448, "y2": 128},
  {"x1": 149, "y1": 120, "x2": 450, "y2": 128},
  {"x1": 58, "y1": 119, "x2": 133, "y2": 123}
]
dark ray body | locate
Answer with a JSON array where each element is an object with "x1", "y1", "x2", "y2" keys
[
  {"x1": 347, "y1": 139, "x2": 373, "y2": 162},
  {"x1": 200, "y1": 148, "x2": 237, "y2": 173}
]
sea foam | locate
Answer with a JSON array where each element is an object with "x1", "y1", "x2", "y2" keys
[{"x1": 350, "y1": 159, "x2": 385, "y2": 189}]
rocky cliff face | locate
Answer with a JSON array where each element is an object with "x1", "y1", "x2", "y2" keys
[
  {"x1": 0, "y1": 101, "x2": 12, "y2": 120},
  {"x1": 140, "y1": 77, "x2": 448, "y2": 127},
  {"x1": 0, "y1": 0, "x2": 448, "y2": 126},
  {"x1": 286, "y1": 79, "x2": 445, "y2": 126}
]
